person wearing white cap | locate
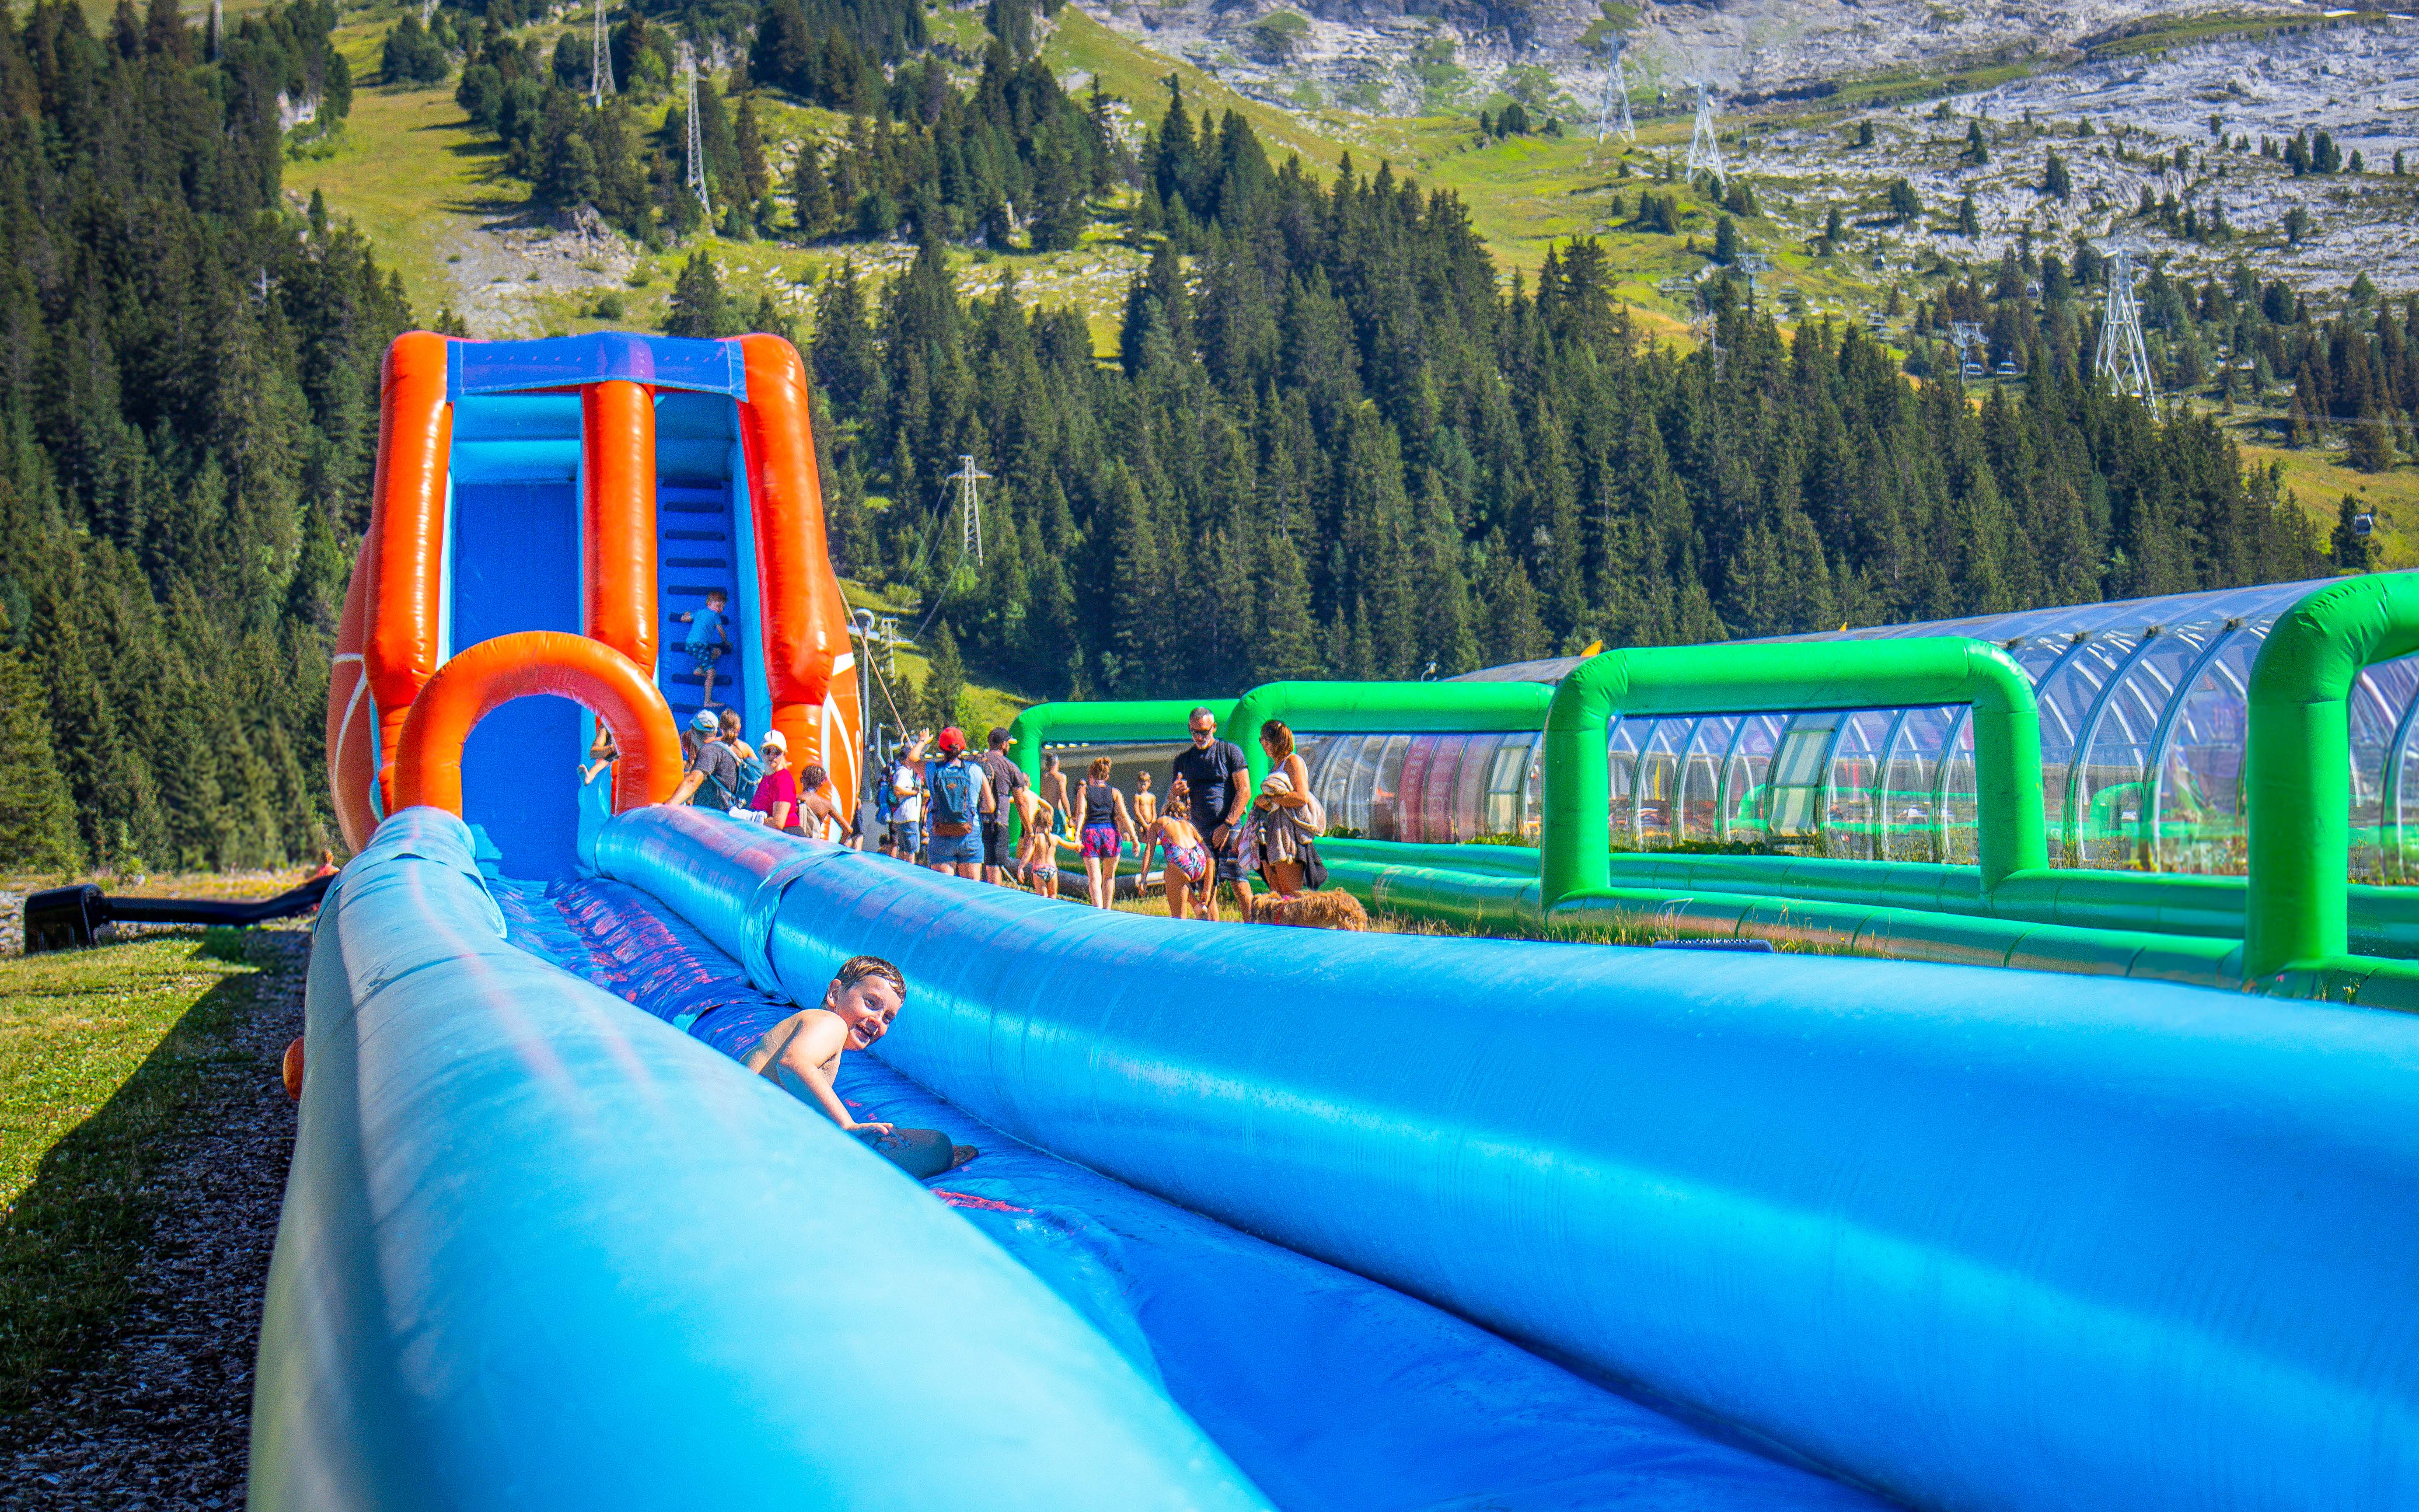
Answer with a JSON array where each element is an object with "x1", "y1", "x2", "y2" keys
[{"x1": 751, "y1": 729, "x2": 804, "y2": 834}]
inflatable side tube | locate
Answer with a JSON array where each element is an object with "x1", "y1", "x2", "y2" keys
[
  {"x1": 251, "y1": 806, "x2": 1271, "y2": 1512},
  {"x1": 594, "y1": 805, "x2": 2419, "y2": 1512}
]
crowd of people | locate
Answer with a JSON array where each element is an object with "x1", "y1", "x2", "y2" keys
[
  {"x1": 597, "y1": 695, "x2": 1328, "y2": 915},
  {"x1": 862, "y1": 709, "x2": 1328, "y2": 916}
]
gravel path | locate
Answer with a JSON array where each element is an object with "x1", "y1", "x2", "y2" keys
[{"x1": 0, "y1": 923, "x2": 307, "y2": 1512}]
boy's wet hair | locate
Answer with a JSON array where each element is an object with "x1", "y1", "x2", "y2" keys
[{"x1": 834, "y1": 954, "x2": 904, "y2": 999}]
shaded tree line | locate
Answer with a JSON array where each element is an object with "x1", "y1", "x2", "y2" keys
[
  {"x1": 458, "y1": 0, "x2": 1109, "y2": 250},
  {"x1": 809, "y1": 101, "x2": 2328, "y2": 708},
  {"x1": 0, "y1": 0, "x2": 411, "y2": 872},
  {"x1": 1902, "y1": 232, "x2": 2419, "y2": 470}
]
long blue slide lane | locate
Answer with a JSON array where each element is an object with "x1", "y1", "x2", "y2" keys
[
  {"x1": 496, "y1": 871, "x2": 1888, "y2": 1512},
  {"x1": 593, "y1": 806, "x2": 2419, "y2": 1512}
]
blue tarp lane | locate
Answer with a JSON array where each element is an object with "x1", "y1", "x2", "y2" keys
[{"x1": 494, "y1": 876, "x2": 1890, "y2": 1512}]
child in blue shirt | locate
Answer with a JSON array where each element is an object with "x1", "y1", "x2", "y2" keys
[{"x1": 675, "y1": 588, "x2": 732, "y2": 708}]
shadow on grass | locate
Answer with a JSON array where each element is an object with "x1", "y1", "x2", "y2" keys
[{"x1": 0, "y1": 945, "x2": 264, "y2": 1418}]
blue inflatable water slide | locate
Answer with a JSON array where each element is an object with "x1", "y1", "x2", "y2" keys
[{"x1": 255, "y1": 335, "x2": 2419, "y2": 1512}]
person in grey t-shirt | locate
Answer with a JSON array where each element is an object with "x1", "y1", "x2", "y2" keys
[
  {"x1": 977, "y1": 727, "x2": 1030, "y2": 885},
  {"x1": 670, "y1": 709, "x2": 743, "y2": 809}
]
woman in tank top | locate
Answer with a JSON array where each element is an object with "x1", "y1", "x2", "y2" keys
[{"x1": 1075, "y1": 756, "x2": 1138, "y2": 909}]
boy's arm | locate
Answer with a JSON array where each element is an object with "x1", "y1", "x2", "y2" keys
[{"x1": 768, "y1": 1014, "x2": 891, "y2": 1133}]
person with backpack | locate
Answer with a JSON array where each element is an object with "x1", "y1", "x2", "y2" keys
[
  {"x1": 916, "y1": 726, "x2": 994, "y2": 879},
  {"x1": 670, "y1": 709, "x2": 745, "y2": 811},
  {"x1": 720, "y1": 709, "x2": 764, "y2": 796},
  {"x1": 878, "y1": 735, "x2": 927, "y2": 860},
  {"x1": 871, "y1": 742, "x2": 904, "y2": 855}
]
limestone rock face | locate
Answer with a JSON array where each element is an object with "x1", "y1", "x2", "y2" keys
[{"x1": 1077, "y1": 0, "x2": 2271, "y2": 119}]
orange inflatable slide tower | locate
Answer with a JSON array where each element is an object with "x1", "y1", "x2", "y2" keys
[{"x1": 325, "y1": 332, "x2": 862, "y2": 875}]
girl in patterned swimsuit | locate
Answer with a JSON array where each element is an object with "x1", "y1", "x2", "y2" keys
[{"x1": 1139, "y1": 777, "x2": 1218, "y2": 922}]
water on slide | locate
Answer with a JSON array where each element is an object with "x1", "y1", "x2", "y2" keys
[{"x1": 493, "y1": 875, "x2": 1889, "y2": 1512}]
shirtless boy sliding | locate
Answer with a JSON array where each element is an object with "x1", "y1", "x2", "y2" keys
[{"x1": 742, "y1": 954, "x2": 974, "y2": 1177}]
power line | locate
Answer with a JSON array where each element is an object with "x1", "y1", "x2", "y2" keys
[
  {"x1": 947, "y1": 454, "x2": 991, "y2": 566},
  {"x1": 590, "y1": 1, "x2": 615, "y2": 108},
  {"x1": 1596, "y1": 35, "x2": 1635, "y2": 143},
  {"x1": 680, "y1": 42, "x2": 710, "y2": 216},
  {"x1": 1685, "y1": 79, "x2": 1725, "y2": 185},
  {"x1": 2097, "y1": 247, "x2": 2157, "y2": 405}
]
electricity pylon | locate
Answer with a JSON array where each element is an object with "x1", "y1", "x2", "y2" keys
[
  {"x1": 948, "y1": 456, "x2": 991, "y2": 566},
  {"x1": 1949, "y1": 320, "x2": 1987, "y2": 379},
  {"x1": 680, "y1": 42, "x2": 710, "y2": 216},
  {"x1": 590, "y1": 1, "x2": 615, "y2": 108},
  {"x1": 1685, "y1": 79, "x2": 1726, "y2": 185},
  {"x1": 1596, "y1": 36, "x2": 1635, "y2": 143},
  {"x1": 2096, "y1": 248, "x2": 2156, "y2": 404}
]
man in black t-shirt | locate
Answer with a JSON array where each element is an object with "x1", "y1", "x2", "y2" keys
[
  {"x1": 977, "y1": 727, "x2": 1030, "y2": 886},
  {"x1": 1169, "y1": 706, "x2": 1253, "y2": 909}
]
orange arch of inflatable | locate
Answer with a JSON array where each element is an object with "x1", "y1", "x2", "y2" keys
[{"x1": 393, "y1": 632, "x2": 683, "y2": 818}]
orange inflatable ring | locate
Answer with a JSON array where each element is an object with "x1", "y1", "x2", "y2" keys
[{"x1": 392, "y1": 632, "x2": 683, "y2": 817}]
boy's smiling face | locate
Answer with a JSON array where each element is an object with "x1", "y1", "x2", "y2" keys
[{"x1": 824, "y1": 974, "x2": 902, "y2": 1049}]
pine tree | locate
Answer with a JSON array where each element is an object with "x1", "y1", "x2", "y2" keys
[
  {"x1": 2042, "y1": 149, "x2": 2071, "y2": 200},
  {"x1": 1478, "y1": 533, "x2": 1551, "y2": 663},
  {"x1": 792, "y1": 140, "x2": 835, "y2": 238},
  {"x1": 1250, "y1": 527, "x2": 1322, "y2": 683},
  {"x1": 735, "y1": 94, "x2": 770, "y2": 208},
  {"x1": 0, "y1": 641, "x2": 77, "y2": 870},
  {"x1": 664, "y1": 251, "x2": 733, "y2": 337},
  {"x1": 2333, "y1": 495, "x2": 2375, "y2": 570}
]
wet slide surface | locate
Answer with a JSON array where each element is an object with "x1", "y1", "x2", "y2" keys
[{"x1": 493, "y1": 876, "x2": 1887, "y2": 1512}]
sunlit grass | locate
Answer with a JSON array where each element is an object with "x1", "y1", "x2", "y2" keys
[{"x1": 0, "y1": 934, "x2": 272, "y2": 1410}]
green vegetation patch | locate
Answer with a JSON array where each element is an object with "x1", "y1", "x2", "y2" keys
[{"x1": 0, "y1": 936, "x2": 270, "y2": 1412}]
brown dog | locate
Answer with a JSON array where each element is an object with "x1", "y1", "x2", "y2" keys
[{"x1": 1248, "y1": 889, "x2": 1370, "y2": 932}]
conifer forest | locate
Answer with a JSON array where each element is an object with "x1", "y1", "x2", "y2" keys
[{"x1": 0, "y1": 0, "x2": 2405, "y2": 876}]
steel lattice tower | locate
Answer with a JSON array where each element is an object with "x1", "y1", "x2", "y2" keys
[
  {"x1": 1950, "y1": 320, "x2": 1987, "y2": 379},
  {"x1": 1596, "y1": 37, "x2": 1635, "y2": 143},
  {"x1": 1685, "y1": 80, "x2": 1726, "y2": 185},
  {"x1": 948, "y1": 455, "x2": 991, "y2": 566},
  {"x1": 2097, "y1": 249, "x2": 2156, "y2": 404},
  {"x1": 591, "y1": 2, "x2": 615, "y2": 107},
  {"x1": 681, "y1": 43, "x2": 711, "y2": 216}
]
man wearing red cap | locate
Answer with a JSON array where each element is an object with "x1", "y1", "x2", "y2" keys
[{"x1": 916, "y1": 726, "x2": 995, "y2": 879}]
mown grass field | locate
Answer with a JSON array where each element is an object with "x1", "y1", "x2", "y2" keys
[
  {"x1": 2232, "y1": 432, "x2": 2419, "y2": 571},
  {"x1": 299, "y1": 18, "x2": 517, "y2": 325},
  {"x1": 0, "y1": 929, "x2": 272, "y2": 1411}
]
